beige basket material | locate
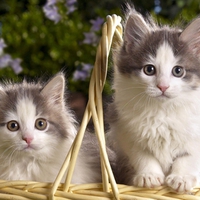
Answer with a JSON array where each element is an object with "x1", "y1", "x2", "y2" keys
[{"x1": 0, "y1": 14, "x2": 200, "y2": 200}]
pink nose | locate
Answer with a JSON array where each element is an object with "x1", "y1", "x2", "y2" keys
[
  {"x1": 157, "y1": 85, "x2": 169, "y2": 92},
  {"x1": 22, "y1": 136, "x2": 33, "y2": 145}
]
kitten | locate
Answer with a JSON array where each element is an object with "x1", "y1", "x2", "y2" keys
[
  {"x1": 0, "y1": 73, "x2": 104, "y2": 183},
  {"x1": 108, "y1": 5, "x2": 200, "y2": 193}
]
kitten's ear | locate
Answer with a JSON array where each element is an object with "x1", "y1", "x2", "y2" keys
[
  {"x1": 123, "y1": 5, "x2": 153, "y2": 51},
  {"x1": 41, "y1": 73, "x2": 65, "y2": 106},
  {"x1": 180, "y1": 18, "x2": 200, "y2": 55}
]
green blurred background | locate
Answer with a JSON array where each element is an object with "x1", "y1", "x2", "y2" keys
[{"x1": 0, "y1": 0, "x2": 199, "y2": 95}]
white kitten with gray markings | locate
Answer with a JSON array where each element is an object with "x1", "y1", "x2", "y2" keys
[
  {"x1": 0, "y1": 73, "x2": 104, "y2": 183},
  {"x1": 108, "y1": 5, "x2": 200, "y2": 193}
]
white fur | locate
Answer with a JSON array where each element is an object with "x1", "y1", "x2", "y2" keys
[{"x1": 110, "y1": 42, "x2": 200, "y2": 192}]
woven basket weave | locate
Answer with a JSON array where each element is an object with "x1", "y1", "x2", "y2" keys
[{"x1": 1, "y1": 14, "x2": 200, "y2": 200}]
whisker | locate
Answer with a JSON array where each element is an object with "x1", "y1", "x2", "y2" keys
[
  {"x1": 133, "y1": 93, "x2": 146, "y2": 110},
  {"x1": 145, "y1": 95, "x2": 153, "y2": 111},
  {"x1": 7, "y1": 147, "x2": 20, "y2": 167},
  {"x1": 121, "y1": 91, "x2": 146, "y2": 111},
  {"x1": 0, "y1": 144, "x2": 16, "y2": 160},
  {"x1": 0, "y1": 142, "x2": 22, "y2": 166}
]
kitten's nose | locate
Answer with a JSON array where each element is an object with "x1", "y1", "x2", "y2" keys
[
  {"x1": 22, "y1": 136, "x2": 33, "y2": 145},
  {"x1": 157, "y1": 85, "x2": 169, "y2": 92}
]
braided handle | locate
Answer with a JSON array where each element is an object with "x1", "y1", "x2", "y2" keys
[{"x1": 49, "y1": 15, "x2": 123, "y2": 200}]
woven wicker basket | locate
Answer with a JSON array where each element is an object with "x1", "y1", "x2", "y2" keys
[{"x1": 1, "y1": 14, "x2": 200, "y2": 200}]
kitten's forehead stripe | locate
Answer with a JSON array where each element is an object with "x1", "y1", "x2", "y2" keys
[
  {"x1": 153, "y1": 42, "x2": 178, "y2": 75},
  {"x1": 16, "y1": 98, "x2": 36, "y2": 130},
  {"x1": 141, "y1": 30, "x2": 182, "y2": 58},
  {"x1": 117, "y1": 30, "x2": 182, "y2": 75},
  {"x1": 118, "y1": 28, "x2": 200, "y2": 82}
]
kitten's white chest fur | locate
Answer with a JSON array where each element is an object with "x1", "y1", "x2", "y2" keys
[
  {"x1": 115, "y1": 95, "x2": 200, "y2": 173},
  {"x1": 109, "y1": 5, "x2": 200, "y2": 193}
]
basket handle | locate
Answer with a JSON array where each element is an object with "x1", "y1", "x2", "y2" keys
[{"x1": 49, "y1": 14, "x2": 123, "y2": 200}]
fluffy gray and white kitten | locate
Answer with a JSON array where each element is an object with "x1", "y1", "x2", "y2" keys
[
  {"x1": 108, "y1": 6, "x2": 200, "y2": 193},
  {"x1": 0, "y1": 73, "x2": 104, "y2": 183}
]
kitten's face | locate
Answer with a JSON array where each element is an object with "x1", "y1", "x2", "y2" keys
[
  {"x1": 1, "y1": 97, "x2": 54, "y2": 155},
  {"x1": 137, "y1": 41, "x2": 189, "y2": 100},
  {"x1": 115, "y1": 8, "x2": 200, "y2": 102},
  {"x1": 0, "y1": 74, "x2": 75, "y2": 160}
]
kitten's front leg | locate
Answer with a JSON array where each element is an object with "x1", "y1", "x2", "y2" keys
[
  {"x1": 131, "y1": 151, "x2": 165, "y2": 188},
  {"x1": 166, "y1": 155, "x2": 199, "y2": 193}
]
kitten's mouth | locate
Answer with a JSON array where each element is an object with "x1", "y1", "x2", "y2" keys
[
  {"x1": 22, "y1": 146, "x2": 35, "y2": 151},
  {"x1": 149, "y1": 91, "x2": 171, "y2": 99},
  {"x1": 159, "y1": 93, "x2": 169, "y2": 98},
  {"x1": 22, "y1": 144, "x2": 41, "y2": 151},
  {"x1": 156, "y1": 93, "x2": 170, "y2": 99}
]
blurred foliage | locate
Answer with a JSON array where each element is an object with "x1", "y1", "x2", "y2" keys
[
  {"x1": 0, "y1": 0, "x2": 199, "y2": 94},
  {"x1": 0, "y1": 0, "x2": 96, "y2": 93},
  {"x1": 154, "y1": 0, "x2": 200, "y2": 26}
]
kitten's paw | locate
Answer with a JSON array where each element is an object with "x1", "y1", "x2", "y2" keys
[
  {"x1": 133, "y1": 173, "x2": 164, "y2": 188},
  {"x1": 166, "y1": 174, "x2": 197, "y2": 193}
]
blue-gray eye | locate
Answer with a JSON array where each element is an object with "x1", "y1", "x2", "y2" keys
[
  {"x1": 172, "y1": 66, "x2": 185, "y2": 77},
  {"x1": 143, "y1": 65, "x2": 156, "y2": 76},
  {"x1": 7, "y1": 120, "x2": 20, "y2": 131}
]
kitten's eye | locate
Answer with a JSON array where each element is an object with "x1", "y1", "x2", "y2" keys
[
  {"x1": 172, "y1": 66, "x2": 185, "y2": 77},
  {"x1": 143, "y1": 65, "x2": 156, "y2": 76},
  {"x1": 7, "y1": 121, "x2": 20, "y2": 132},
  {"x1": 35, "y1": 118, "x2": 47, "y2": 130}
]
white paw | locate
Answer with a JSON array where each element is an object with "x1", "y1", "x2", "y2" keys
[
  {"x1": 166, "y1": 174, "x2": 197, "y2": 193},
  {"x1": 133, "y1": 173, "x2": 164, "y2": 188}
]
